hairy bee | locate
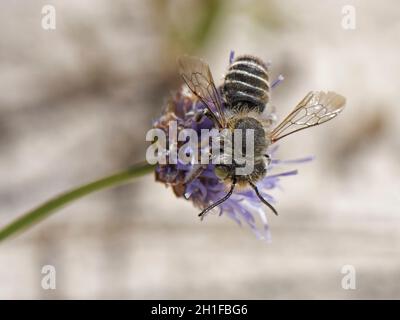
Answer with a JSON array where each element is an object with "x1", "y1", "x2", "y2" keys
[{"x1": 178, "y1": 54, "x2": 345, "y2": 219}]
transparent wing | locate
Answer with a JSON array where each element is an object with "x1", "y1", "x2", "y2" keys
[
  {"x1": 178, "y1": 55, "x2": 226, "y2": 127},
  {"x1": 269, "y1": 91, "x2": 346, "y2": 142}
]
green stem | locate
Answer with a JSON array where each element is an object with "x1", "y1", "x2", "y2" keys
[{"x1": 0, "y1": 162, "x2": 155, "y2": 243}]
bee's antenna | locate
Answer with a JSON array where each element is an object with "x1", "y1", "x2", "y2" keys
[
  {"x1": 248, "y1": 180, "x2": 278, "y2": 216},
  {"x1": 198, "y1": 178, "x2": 237, "y2": 220}
]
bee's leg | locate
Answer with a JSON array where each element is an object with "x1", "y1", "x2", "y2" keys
[
  {"x1": 198, "y1": 177, "x2": 237, "y2": 220},
  {"x1": 248, "y1": 180, "x2": 278, "y2": 216}
]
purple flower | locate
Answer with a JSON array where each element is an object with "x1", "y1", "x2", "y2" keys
[{"x1": 153, "y1": 59, "x2": 312, "y2": 240}]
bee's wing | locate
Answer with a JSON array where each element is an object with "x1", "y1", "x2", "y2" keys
[
  {"x1": 268, "y1": 91, "x2": 346, "y2": 143},
  {"x1": 178, "y1": 55, "x2": 226, "y2": 128}
]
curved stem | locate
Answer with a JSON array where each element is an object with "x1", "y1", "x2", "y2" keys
[{"x1": 0, "y1": 162, "x2": 155, "y2": 243}]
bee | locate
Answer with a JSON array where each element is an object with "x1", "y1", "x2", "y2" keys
[{"x1": 178, "y1": 54, "x2": 346, "y2": 219}]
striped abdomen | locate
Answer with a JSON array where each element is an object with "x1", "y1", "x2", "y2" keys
[{"x1": 222, "y1": 55, "x2": 270, "y2": 113}]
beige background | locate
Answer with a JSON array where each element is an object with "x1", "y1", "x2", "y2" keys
[{"x1": 0, "y1": 0, "x2": 399, "y2": 299}]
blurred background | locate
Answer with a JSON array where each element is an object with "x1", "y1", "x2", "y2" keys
[{"x1": 0, "y1": 0, "x2": 399, "y2": 299}]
